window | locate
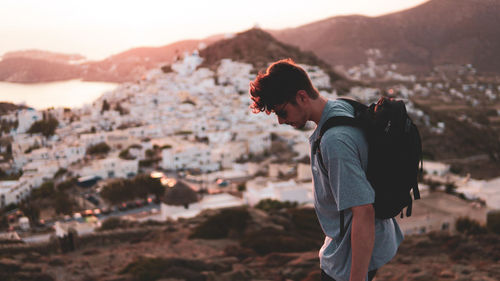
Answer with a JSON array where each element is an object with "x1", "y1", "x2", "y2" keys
[
  {"x1": 419, "y1": 227, "x2": 426, "y2": 234},
  {"x1": 441, "y1": 222, "x2": 449, "y2": 230}
]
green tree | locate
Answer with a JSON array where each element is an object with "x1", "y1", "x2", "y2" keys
[
  {"x1": 54, "y1": 191, "x2": 74, "y2": 215},
  {"x1": 56, "y1": 178, "x2": 76, "y2": 192},
  {"x1": 101, "y1": 99, "x2": 110, "y2": 112},
  {"x1": 100, "y1": 174, "x2": 165, "y2": 204},
  {"x1": 119, "y1": 149, "x2": 135, "y2": 160},
  {"x1": 100, "y1": 180, "x2": 128, "y2": 205},
  {"x1": 0, "y1": 214, "x2": 8, "y2": 230},
  {"x1": 114, "y1": 102, "x2": 127, "y2": 115},
  {"x1": 86, "y1": 142, "x2": 111, "y2": 155},
  {"x1": 27, "y1": 116, "x2": 59, "y2": 137},
  {"x1": 31, "y1": 181, "x2": 55, "y2": 199},
  {"x1": 145, "y1": 149, "x2": 155, "y2": 158},
  {"x1": 455, "y1": 217, "x2": 487, "y2": 235},
  {"x1": 53, "y1": 168, "x2": 67, "y2": 179},
  {"x1": 19, "y1": 202, "x2": 40, "y2": 224}
]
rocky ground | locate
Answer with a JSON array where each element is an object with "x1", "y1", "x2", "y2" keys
[{"x1": 1, "y1": 206, "x2": 499, "y2": 281}]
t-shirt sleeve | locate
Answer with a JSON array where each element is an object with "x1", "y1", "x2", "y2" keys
[{"x1": 319, "y1": 127, "x2": 374, "y2": 211}]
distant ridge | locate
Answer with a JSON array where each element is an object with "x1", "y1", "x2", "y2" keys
[
  {"x1": 0, "y1": 57, "x2": 81, "y2": 83},
  {"x1": 3, "y1": 50, "x2": 86, "y2": 64},
  {"x1": 271, "y1": 0, "x2": 500, "y2": 74},
  {"x1": 0, "y1": 36, "x2": 222, "y2": 84},
  {"x1": 82, "y1": 37, "x2": 223, "y2": 82},
  {"x1": 199, "y1": 28, "x2": 344, "y2": 83}
]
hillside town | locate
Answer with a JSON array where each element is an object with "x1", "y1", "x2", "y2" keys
[{"x1": 0, "y1": 49, "x2": 499, "y2": 244}]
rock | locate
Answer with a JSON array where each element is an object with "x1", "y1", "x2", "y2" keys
[
  {"x1": 219, "y1": 268, "x2": 255, "y2": 281},
  {"x1": 281, "y1": 266, "x2": 312, "y2": 280},
  {"x1": 301, "y1": 270, "x2": 321, "y2": 281},
  {"x1": 224, "y1": 245, "x2": 256, "y2": 260},
  {"x1": 439, "y1": 269, "x2": 455, "y2": 278},
  {"x1": 208, "y1": 256, "x2": 238, "y2": 273},
  {"x1": 21, "y1": 263, "x2": 42, "y2": 272},
  {"x1": 410, "y1": 271, "x2": 435, "y2": 281},
  {"x1": 287, "y1": 252, "x2": 318, "y2": 267},
  {"x1": 0, "y1": 258, "x2": 21, "y2": 272},
  {"x1": 262, "y1": 253, "x2": 298, "y2": 267}
]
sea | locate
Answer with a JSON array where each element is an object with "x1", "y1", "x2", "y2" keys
[{"x1": 0, "y1": 80, "x2": 118, "y2": 110}]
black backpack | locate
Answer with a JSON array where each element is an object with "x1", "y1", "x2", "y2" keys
[{"x1": 314, "y1": 97, "x2": 422, "y2": 236}]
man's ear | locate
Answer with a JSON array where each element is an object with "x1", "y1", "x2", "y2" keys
[{"x1": 296, "y1": 90, "x2": 309, "y2": 104}]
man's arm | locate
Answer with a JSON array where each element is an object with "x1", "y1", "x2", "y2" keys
[{"x1": 349, "y1": 203, "x2": 375, "y2": 281}]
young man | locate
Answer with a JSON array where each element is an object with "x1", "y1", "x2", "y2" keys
[{"x1": 249, "y1": 59, "x2": 403, "y2": 281}]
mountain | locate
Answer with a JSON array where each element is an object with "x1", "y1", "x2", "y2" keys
[
  {"x1": 199, "y1": 28, "x2": 344, "y2": 82},
  {"x1": 270, "y1": 0, "x2": 500, "y2": 74},
  {"x1": 0, "y1": 57, "x2": 82, "y2": 83},
  {"x1": 81, "y1": 37, "x2": 223, "y2": 82},
  {"x1": 2, "y1": 50, "x2": 86, "y2": 64},
  {"x1": 0, "y1": 36, "x2": 222, "y2": 84}
]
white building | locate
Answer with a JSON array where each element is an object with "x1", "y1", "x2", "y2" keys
[
  {"x1": 0, "y1": 179, "x2": 34, "y2": 207},
  {"x1": 161, "y1": 144, "x2": 219, "y2": 172},
  {"x1": 244, "y1": 178, "x2": 313, "y2": 206},
  {"x1": 160, "y1": 193, "x2": 244, "y2": 220},
  {"x1": 79, "y1": 158, "x2": 139, "y2": 179},
  {"x1": 54, "y1": 144, "x2": 86, "y2": 165},
  {"x1": 217, "y1": 59, "x2": 255, "y2": 93},
  {"x1": 171, "y1": 51, "x2": 203, "y2": 76},
  {"x1": 248, "y1": 132, "x2": 271, "y2": 155},
  {"x1": 23, "y1": 160, "x2": 60, "y2": 180},
  {"x1": 297, "y1": 163, "x2": 312, "y2": 181},
  {"x1": 423, "y1": 161, "x2": 450, "y2": 176},
  {"x1": 16, "y1": 109, "x2": 43, "y2": 133}
]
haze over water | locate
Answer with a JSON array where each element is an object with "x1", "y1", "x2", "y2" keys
[{"x1": 0, "y1": 80, "x2": 118, "y2": 110}]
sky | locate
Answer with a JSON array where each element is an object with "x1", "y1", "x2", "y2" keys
[{"x1": 1, "y1": 0, "x2": 429, "y2": 60}]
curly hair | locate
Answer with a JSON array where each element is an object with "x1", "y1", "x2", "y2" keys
[{"x1": 249, "y1": 58, "x2": 318, "y2": 114}]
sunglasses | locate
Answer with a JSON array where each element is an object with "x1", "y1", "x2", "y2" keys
[{"x1": 273, "y1": 102, "x2": 289, "y2": 119}]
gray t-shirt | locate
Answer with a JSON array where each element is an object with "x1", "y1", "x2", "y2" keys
[{"x1": 309, "y1": 99, "x2": 403, "y2": 281}]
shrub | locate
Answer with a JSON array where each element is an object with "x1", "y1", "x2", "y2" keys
[
  {"x1": 445, "y1": 183, "x2": 457, "y2": 194},
  {"x1": 189, "y1": 207, "x2": 250, "y2": 239},
  {"x1": 487, "y1": 210, "x2": 500, "y2": 235},
  {"x1": 98, "y1": 217, "x2": 129, "y2": 231},
  {"x1": 255, "y1": 199, "x2": 298, "y2": 212},
  {"x1": 86, "y1": 142, "x2": 111, "y2": 155},
  {"x1": 54, "y1": 191, "x2": 74, "y2": 215},
  {"x1": 240, "y1": 227, "x2": 318, "y2": 255},
  {"x1": 120, "y1": 257, "x2": 208, "y2": 281},
  {"x1": 288, "y1": 208, "x2": 323, "y2": 240},
  {"x1": 100, "y1": 175, "x2": 164, "y2": 204},
  {"x1": 237, "y1": 182, "x2": 246, "y2": 192},
  {"x1": 455, "y1": 217, "x2": 487, "y2": 235},
  {"x1": 31, "y1": 181, "x2": 55, "y2": 199},
  {"x1": 119, "y1": 149, "x2": 135, "y2": 160},
  {"x1": 27, "y1": 116, "x2": 59, "y2": 137},
  {"x1": 53, "y1": 168, "x2": 67, "y2": 179}
]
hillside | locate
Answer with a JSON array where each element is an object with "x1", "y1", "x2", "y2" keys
[
  {"x1": 1, "y1": 206, "x2": 499, "y2": 281},
  {"x1": 2, "y1": 50, "x2": 86, "y2": 64},
  {"x1": 0, "y1": 37, "x2": 222, "y2": 84},
  {"x1": 199, "y1": 28, "x2": 344, "y2": 83},
  {"x1": 271, "y1": 0, "x2": 500, "y2": 74},
  {"x1": 82, "y1": 37, "x2": 222, "y2": 83},
  {"x1": 0, "y1": 57, "x2": 82, "y2": 83}
]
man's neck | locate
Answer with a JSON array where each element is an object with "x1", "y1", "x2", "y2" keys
[{"x1": 309, "y1": 96, "x2": 328, "y2": 125}]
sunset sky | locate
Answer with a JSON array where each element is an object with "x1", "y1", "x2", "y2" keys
[{"x1": 1, "y1": 0, "x2": 429, "y2": 60}]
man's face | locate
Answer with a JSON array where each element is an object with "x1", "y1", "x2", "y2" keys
[{"x1": 273, "y1": 101, "x2": 308, "y2": 129}]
